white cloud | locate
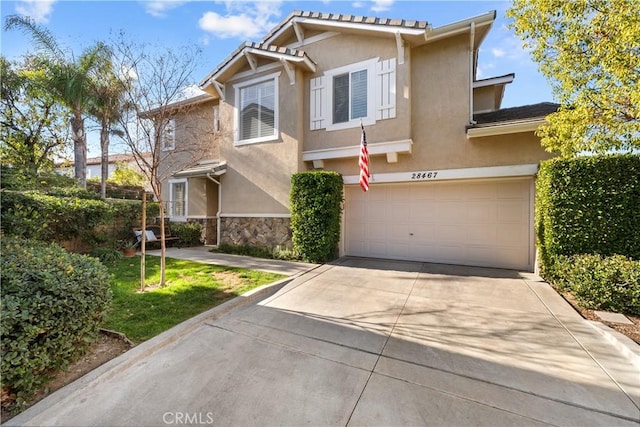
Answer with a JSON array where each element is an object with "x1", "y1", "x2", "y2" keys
[
  {"x1": 144, "y1": 1, "x2": 188, "y2": 18},
  {"x1": 492, "y1": 48, "x2": 506, "y2": 58},
  {"x1": 15, "y1": 0, "x2": 56, "y2": 24},
  {"x1": 370, "y1": 0, "x2": 394, "y2": 13},
  {"x1": 198, "y1": 1, "x2": 283, "y2": 40}
]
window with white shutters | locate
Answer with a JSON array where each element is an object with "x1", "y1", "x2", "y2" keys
[{"x1": 309, "y1": 58, "x2": 396, "y2": 131}]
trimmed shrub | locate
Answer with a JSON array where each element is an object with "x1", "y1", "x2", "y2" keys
[
  {"x1": 536, "y1": 154, "x2": 640, "y2": 315},
  {"x1": 1, "y1": 191, "x2": 109, "y2": 242},
  {"x1": 290, "y1": 171, "x2": 343, "y2": 263},
  {"x1": 536, "y1": 154, "x2": 640, "y2": 274},
  {"x1": 169, "y1": 222, "x2": 203, "y2": 247},
  {"x1": 1, "y1": 237, "x2": 112, "y2": 406},
  {"x1": 1, "y1": 190, "x2": 160, "y2": 250},
  {"x1": 554, "y1": 254, "x2": 640, "y2": 315}
]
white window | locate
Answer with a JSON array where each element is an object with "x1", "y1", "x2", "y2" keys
[
  {"x1": 161, "y1": 118, "x2": 175, "y2": 151},
  {"x1": 169, "y1": 179, "x2": 187, "y2": 220},
  {"x1": 213, "y1": 106, "x2": 220, "y2": 132},
  {"x1": 310, "y1": 58, "x2": 396, "y2": 131},
  {"x1": 234, "y1": 72, "x2": 280, "y2": 145}
]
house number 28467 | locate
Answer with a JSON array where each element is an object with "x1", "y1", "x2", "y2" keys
[{"x1": 410, "y1": 171, "x2": 439, "y2": 180}]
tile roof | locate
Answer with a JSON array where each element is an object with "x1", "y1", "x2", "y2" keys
[
  {"x1": 201, "y1": 41, "x2": 311, "y2": 86},
  {"x1": 473, "y1": 102, "x2": 560, "y2": 125},
  {"x1": 261, "y1": 10, "x2": 429, "y2": 43}
]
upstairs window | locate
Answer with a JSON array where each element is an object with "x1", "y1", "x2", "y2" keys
[
  {"x1": 310, "y1": 58, "x2": 396, "y2": 131},
  {"x1": 234, "y1": 72, "x2": 280, "y2": 145},
  {"x1": 161, "y1": 118, "x2": 175, "y2": 151},
  {"x1": 333, "y1": 69, "x2": 368, "y2": 124}
]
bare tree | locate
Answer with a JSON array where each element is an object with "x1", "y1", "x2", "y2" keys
[{"x1": 112, "y1": 35, "x2": 215, "y2": 288}]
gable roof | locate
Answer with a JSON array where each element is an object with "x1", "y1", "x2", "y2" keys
[
  {"x1": 200, "y1": 10, "x2": 497, "y2": 97},
  {"x1": 262, "y1": 10, "x2": 429, "y2": 46},
  {"x1": 200, "y1": 41, "x2": 316, "y2": 92}
]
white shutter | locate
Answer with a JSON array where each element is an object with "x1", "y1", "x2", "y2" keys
[
  {"x1": 376, "y1": 59, "x2": 396, "y2": 120},
  {"x1": 310, "y1": 76, "x2": 326, "y2": 130}
]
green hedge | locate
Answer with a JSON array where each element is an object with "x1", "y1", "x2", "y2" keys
[
  {"x1": 169, "y1": 222, "x2": 203, "y2": 247},
  {"x1": 536, "y1": 154, "x2": 640, "y2": 315},
  {"x1": 553, "y1": 254, "x2": 640, "y2": 315},
  {"x1": 290, "y1": 171, "x2": 343, "y2": 263},
  {"x1": 1, "y1": 190, "x2": 159, "y2": 249},
  {"x1": 1, "y1": 237, "x2": 112, "y2": 406},
  {"x1": 536, "y1": 154, "x2": 640, "y2": 268}
]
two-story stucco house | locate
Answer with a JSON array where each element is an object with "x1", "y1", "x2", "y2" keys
[{"x1": 161, "y1": 10, "x2": 559, "y2": 272}]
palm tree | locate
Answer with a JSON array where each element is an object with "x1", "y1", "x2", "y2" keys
[
  {"x1": 5, "y1": 15, "x2": 110, "y2": 188},
  {"x1": 89, "y1": 50, "x2": 126, "y2": 199}
]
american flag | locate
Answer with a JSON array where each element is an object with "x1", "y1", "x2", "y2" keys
[{"x1": 359, "y1": 123, "x2": 370, "y2": 192}]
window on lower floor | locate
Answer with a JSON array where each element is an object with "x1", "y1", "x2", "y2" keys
[{"x1": 169, "y1": 179, "x2": 187, "y2": 219}]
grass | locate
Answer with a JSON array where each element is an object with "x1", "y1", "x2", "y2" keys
[{"x1": 102, "y1": 255, "x2": 285, "y2": 343}]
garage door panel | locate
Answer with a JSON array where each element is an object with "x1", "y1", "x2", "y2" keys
[{"x1": 344, "y1": 178, "x2": 533, "y2": 271}]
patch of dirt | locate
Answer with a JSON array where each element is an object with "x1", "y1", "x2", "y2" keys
[
  {"x1": 559, "y1": 291, "x2": 640, "y2": 344},
  {"x1": 1, "y1": 331, "x2": 132, "y2": 423},
  {"x1": 211, "y1": 270, "x2": 245, "y2": 288}
]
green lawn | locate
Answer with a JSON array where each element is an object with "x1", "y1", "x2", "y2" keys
[{"x1": 102, "y1": 256, "x2": 285, "y2": 343}]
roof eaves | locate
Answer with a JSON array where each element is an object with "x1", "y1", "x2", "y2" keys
[{"x1": 262, "y1": 10, "x2": 429, "y2": 45}]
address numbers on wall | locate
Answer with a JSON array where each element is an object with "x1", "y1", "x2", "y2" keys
[{"x1": 410, "y1": 171, "x2": 439, "y2": 180}]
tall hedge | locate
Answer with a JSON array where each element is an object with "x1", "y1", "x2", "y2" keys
[
  {"x1": 536, "y1": 154, "x2": 640, "y2": 270},
  {"x1": 1, "y1": 191, "x2": 160, "y2": 248},
  {"x1": 536, "y1": 154, "x2": 640, "y2": 314},
  {"x1": 290, "y1": 171, "x2": 343, "y2": 263},
  {"x1": 1, "y1": 237, "x2": 112, "y2": 405}
]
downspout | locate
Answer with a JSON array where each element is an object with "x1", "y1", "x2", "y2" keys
[
  {"x1": 469, "y1": 22, "x2": 476, "y2": 125},
  {"x1": 207, "y1": 173, "x2": 222, "y2": 246}
]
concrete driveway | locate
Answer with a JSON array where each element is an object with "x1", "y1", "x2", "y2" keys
[{"x1": 9, "y1": 258, "x2": 640, "y2": 426}]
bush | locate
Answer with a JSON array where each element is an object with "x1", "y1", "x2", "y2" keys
[
  {"x1": 169, "y1": 222, "x2": 203, "y2": 247},
  {"x1": 290, "y1": 171, "x2": 343, "y2": 263},
  {"x1": 1, "y1": 191, "x2": 109, "y2": 241},
  {"x1": 536, "y1": 154, "x2": 640, "y2": 275},
  {"x1": 1, "y1": 237, "x2": 112, "y2": 406},
  {"x1": 554, "y1": 254, "x2": 640, "y2": 315},
  {"x1": 89, "y1": 247, "x2": 124, "y2": 264}
]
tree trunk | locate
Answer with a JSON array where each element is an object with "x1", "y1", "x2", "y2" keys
[
  {"x1": 70, "y1": 111, "x2": 87, "y2": 188},
  {"x1": 158, "y1": 202, "x2": 167, "y2": 287},
  {"x1": 140, "y1": 191, "x2": 146, "y2": 292},
  {"x1": 100, "y1": 120, "x2": 109, "y2": 199}
]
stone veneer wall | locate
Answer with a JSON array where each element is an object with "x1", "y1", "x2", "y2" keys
[{"x1": 220, "y1": 217, "x2": 292, "y2": 248}]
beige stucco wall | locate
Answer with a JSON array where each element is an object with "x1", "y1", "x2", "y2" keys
[
  {"x1": 473, "y1": 86, "x2": 499, "y2": 113},
  {"x1": 302, "y1": 33, "x2": 411, "y2": 152},
  {"x1": 159, "y1": 100, "x2": 219, "y2": 207},
  {"x1": 305, "y1": 34, "x2": 553, "y2": 176},
  {"x1": 217, "y1": 68, "x2": 303, "y2": 215}
]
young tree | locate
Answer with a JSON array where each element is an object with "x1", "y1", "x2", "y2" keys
[
  {"x1": 112, "y1": 35, "x2": 210, "y2": 287},
  {"x1": 5, "y1": 15, "x2": 110, "y2": 187},
  {"x1": 0, "y1": 55, "x2": 70, "y2": 173},
  {"x1": 508, "y1": 0, "x2": 640, "y2": 156}
]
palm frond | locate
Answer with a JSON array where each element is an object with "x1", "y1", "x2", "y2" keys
[{"x1": 4, "y1": 15, "x2": 64, "y2": 60}]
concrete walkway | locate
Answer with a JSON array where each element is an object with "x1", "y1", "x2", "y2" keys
[
  {"x1": 8, "y1": 258, "x2": 640, "y2": 426},
  {"x1": 145, "y1": 246, "x2": 317, "y2": 276}
]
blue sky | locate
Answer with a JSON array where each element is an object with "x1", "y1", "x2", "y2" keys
[{"x1": 1, "y1": 0, "x2": 555, "y2": 157}]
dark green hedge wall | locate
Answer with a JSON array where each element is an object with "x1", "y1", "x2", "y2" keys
[
  {"x1": 290, "y1": 171, "x2": 343, "y2": 263},
  {"x1": 536, "y1": 154, "x2": 640, "y2": 271}
]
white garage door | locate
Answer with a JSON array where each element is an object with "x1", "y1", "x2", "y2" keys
[{"x1": 344, "y1": 178, "x2": 533, "y2": 270}]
